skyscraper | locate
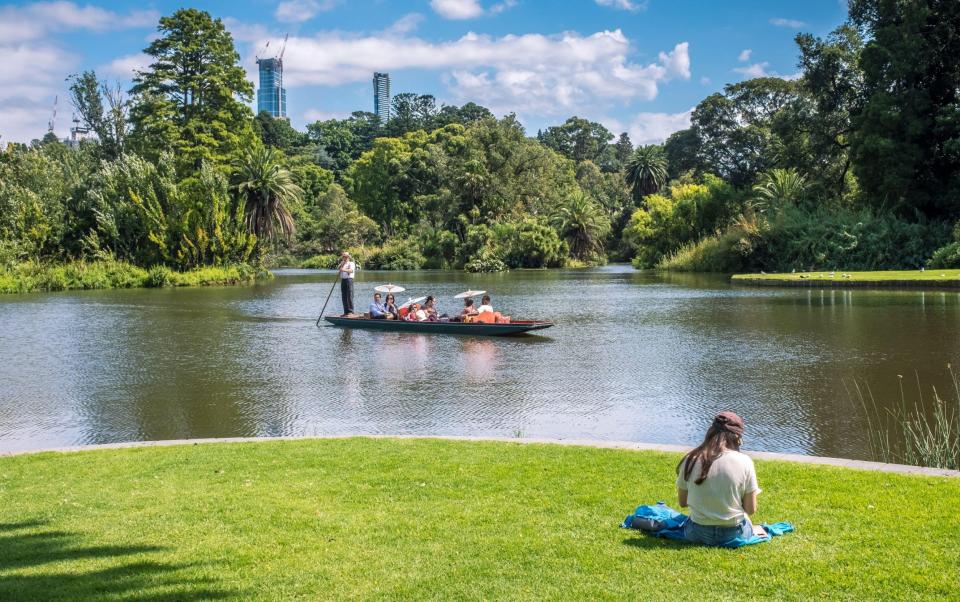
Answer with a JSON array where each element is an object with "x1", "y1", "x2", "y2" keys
[
  {"x1": 257, "y1": 57, "x2": 287, "y2": 119},
  {"x1": 373, "y1": 72, "x2": 390, "y2": 125}
]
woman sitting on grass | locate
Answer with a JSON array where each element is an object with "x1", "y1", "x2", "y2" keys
[{"x1": 676, "y1": 411, "x2": 767, "y2": 546}]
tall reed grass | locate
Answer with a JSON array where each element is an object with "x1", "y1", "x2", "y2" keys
[{"x1": 846, "y1": 367, "x2": 960, "y2": 470}]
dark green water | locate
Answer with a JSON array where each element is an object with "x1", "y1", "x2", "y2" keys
[{"x1": 1, "y1": 266, "x2": 958, "y2": 458}]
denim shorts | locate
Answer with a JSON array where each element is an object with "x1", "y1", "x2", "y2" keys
[{"x1": 683, "y1": 518, "x2": 754, "y2": 547}]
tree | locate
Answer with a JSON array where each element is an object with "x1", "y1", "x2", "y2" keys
[
  {"x1": 847, "y1": 0, "x2": 960, "y2": 218},
  {"x1": 386, "y1": 93, "x2": 438, "y2": 136},
  {"x1": 435, "y1": 102, "x2": 494, "y2": 127},
  {"x1": 538, "y1": 117, "x2": 614, "y2": 163},
  {"x1": 550, "y1": 190, "x2": 611, "y2": 260},
  {"x1": 233, "y1": 147, "x2": 302, "y2": 243},
  {"x1": 67, "y1": 71, "x2": 128, "y2": 160},
  {"x1": 751, "y1": 168, "x2": 808, "y2": 213},
  {"x1": 128, "y1": 8, "x2": 255, "y2": 168},
  {"x1": 663, "y1": 128, "x2": 700, "y2": 179},
  {"x1": 614, "y1": 133, "x2": 633, "y2": 167},
  {"x1": 625, "y1": 145, "x2": 668, "y2": 203},
  {"x1": 254, "y1": 112, "x2": 307, "y2": 153}
]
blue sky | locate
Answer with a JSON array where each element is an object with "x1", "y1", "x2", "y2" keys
[{"x1": 0, "y1": 0, "x2": 850, "y2": 144}]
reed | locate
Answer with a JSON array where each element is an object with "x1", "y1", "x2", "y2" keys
[{"x1": 847, "y1": 367, "x2": 960, "y2": 470}]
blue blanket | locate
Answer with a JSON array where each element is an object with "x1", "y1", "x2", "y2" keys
[{"x1": 621, "y1": 502, "x2": 794, "y2": 548}]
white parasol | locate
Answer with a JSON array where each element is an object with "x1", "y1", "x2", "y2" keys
[
  {"x1": 454, "y1": 290, "x2": 486, "y2": 299},
  {"x1": 374, "y1": 283, "x2": 406, "y2": 293},
  {"x1": 399, "y1": 296, "x2": 427, "y2": 309}
]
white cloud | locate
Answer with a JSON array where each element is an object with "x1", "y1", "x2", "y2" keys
[
  {"x1": 489, "y1": 0, "x2": 518, "y2": 15},
  {"x1": 769, "y1": 17, "x2": 807, "y2": 28},
  {"x1": 275, "y1": 0, "x2": 339, "y2": 23},
  {"x1": 431, "y1": 0, "x2": 485, "y2": 20},
  {"x1": 268, "y1": 30, "x2": 690, "y2": 118},
  {"x1": 626, "y1": 109, "x2": 692, "y2": 144},
  {"x1": 733, "y1": 61, "x2": 771, "y2": 78},
  {"x1": 699, "y1": 76, "x2": 711, "y2": 86},
  {"x1": 387, "y1": 13, "x2": 425, "y2": 35},
  {"x1": 100, "y1": 53, "x2": 152, "y2": 78},
  {"x1": 0, "y1": 2, "x2": 158, "y2": 42},
  {"x1": 595, "y1": 0, "x2": 647, "y2": 11},
  {"x1": 738, "y1": 48, "x2": 752, "y2": 62}
]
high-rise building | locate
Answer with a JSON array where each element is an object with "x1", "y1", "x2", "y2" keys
[
  {"x1": 257, "y1": 57, "x2": 287, "y2": 119},
  {"x1": 373, "y1": 72, "x2": 390, "y2": 125}
]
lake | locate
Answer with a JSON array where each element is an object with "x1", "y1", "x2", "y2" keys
[{"x1": 1, "y1": 266, "x2": 958, "y2": 458}]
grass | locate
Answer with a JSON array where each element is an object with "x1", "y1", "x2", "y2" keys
[
  {"x1": 0, "y1": 260, "x2": 271, "y2": 294},
  {"x1": 0, "y1": 438, "x2": 957, "y2": 601},
  {"x1": 732, "y1": 269, "x2": 960, "y2": 286}
]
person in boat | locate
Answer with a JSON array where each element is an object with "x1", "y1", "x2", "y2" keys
[
  {"x1": 369, "y1": 292, "x2": 392, "y2": 319},
  {"x1": 423, "y1": 296, "x2": 438, "y2": 320},
  {"x1": 477, "y1": 295, "x2": 494, "y2": 314},
  {"x1": 405, "y1": 303, "x2": 427, "y2": 321},
  {"x1": 338, "y1": 251, "x2": 356, "y2": 316},
  {"x1": 675, "y1": 411, "x2": 767, "y2": 546},
  {"x1": 459, "y1": 298, "x2": 478, "y2": 320},
  {"x1": 384, "y1": 294, "x2": 399, "y2": 320}
]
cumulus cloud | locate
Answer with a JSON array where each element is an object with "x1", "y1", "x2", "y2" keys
[
  {"x1": 738, "y1": 48, "x2": 752, "y2": 61},
  {"x1": 0, "y1": 2, "x2": 158, "y2": 143},
  {"x1": 269, "y1": 29, "x2": 689, "y2": 117},
  {"x1": 595, "y1": 0, "x2": 647, "y2": 11},
  {"x1": 387, "y1": 13, "x2": 425, "y2": 35},
  {"x1": 769, "y1": 17, "x2": 806, "y2": 28},
  {"x1": 626, "y1": 109, "x2": 692, "y2": 144},
  {"x1": 733, "y1": 61, "x2": 771, "y2": 78},
  {"x1": 100, "y1": 53, "x2": 152, "y2": 78},
  {"x1": 430, "y1": 0, "x2": 485, "y2": 20},
  {"x1": 275, "y1": 0, "x2": 339, "y2": 24}
]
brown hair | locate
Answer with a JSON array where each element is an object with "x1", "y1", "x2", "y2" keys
[{"x1": 676, "y1": 413, "x2": 744, "y2": 485}]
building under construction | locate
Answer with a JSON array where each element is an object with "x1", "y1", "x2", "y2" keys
[{"x1": 257, "y1": 36, "x2": 288, "y2": 119}]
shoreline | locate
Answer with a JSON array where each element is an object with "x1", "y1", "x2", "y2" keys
[
  {"x1": 732, "y1": 269, "x2": 960, "y2": 289},
  {"x1": 3, "y1": 434, "x2": 956, "y2": 477}
]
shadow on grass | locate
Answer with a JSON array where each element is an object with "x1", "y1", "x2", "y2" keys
[
  {"x1": 621, "y1": 535, "x2": 690, "y2": 551},
  {"x1": 0, "y1": 521, "x2": 238, "y2": 601}
]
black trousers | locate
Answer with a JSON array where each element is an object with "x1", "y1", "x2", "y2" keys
[{"x1": 341, "y1": 278, "x2": 354, "y2": 314}]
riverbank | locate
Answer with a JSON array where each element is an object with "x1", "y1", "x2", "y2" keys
[
  {"x1": 732, "y1": 269, "x2": 960, "y2": 288},
  {"x1": 0, "y1": 260, "x2": 271, "y2": 294},
  {"x1": 1, "y1": 438, "x2": 956, "y2": 600}
]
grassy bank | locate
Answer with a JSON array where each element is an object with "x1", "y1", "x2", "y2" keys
[
  {"x1": 732, "y1": 269, "x2": 960, "y2": 288},
  {"x1": 0, "y1": 438, "x2": 957, "y2": 600},
  {"x1": 0, "y1": 261, "x2": 271, "y2": 294}
]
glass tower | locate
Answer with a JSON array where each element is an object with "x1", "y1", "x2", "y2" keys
[
  {"x1": 373, "y1": 72, "x2": 390, "y2": 125},
  {"x1": 257, "y1": 58, "x2": 287, "y2": 119}
]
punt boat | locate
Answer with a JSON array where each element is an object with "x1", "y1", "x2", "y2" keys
[{"x1": 323, "y1": 316, "x2": 553, "y2": 336}]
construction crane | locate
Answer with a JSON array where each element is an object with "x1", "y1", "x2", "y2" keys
[
  {"x1": 47, "y1": 95, "x2": 58, "y2": 134},
  {"x1": 277, "y1": 33, "x2": 289, "y2": 64},
  {"x1": 255, "y1": 40, "x2": 271, "y2": 61}
]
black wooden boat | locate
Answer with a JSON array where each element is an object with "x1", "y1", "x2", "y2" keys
[{"x1": 324, "y1": 316, "x2": 553, "y2": 336}]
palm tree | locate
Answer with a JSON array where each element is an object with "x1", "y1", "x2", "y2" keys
[
  {"x1": 625, "y1": 145, "x2": 668, "y2": 203},
  {"x1": 752, "y1": 168, "x2": 807, "y2": 214},
  {"x1": 233, "y1": 147, "x2": 303, "y2": 241},
  {"x1": 550, "y1": 190, "x2": 611, "y2": 260}
]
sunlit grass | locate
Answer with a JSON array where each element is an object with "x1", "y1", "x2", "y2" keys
[
  {"x1": 733, "y1": 269, "x2": 960, "y2": 284},
  {"x1": 1, "y1": 438, "x2": 957, "y2": 600}
]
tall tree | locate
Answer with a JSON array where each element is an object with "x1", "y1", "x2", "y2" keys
[
  {"x1": 848, "y1": 0, "x2": 960, "y2": 217},
  {"x1": 614, "y1": 133, "x2": 634, "y2": 167},
  {"x1": 550, "y1": 190, "x2": 611, "y2": 260},
  {"x1": 625, "y1": 145, "x2": 668, "y2": 203},
  {"x1": 386, "y1": 93, "x2": 438, "y2": 136},
  {"x1": 538, "y1": 117, "x2": 614, "y2": 163},
  {"x1": 254, "y1": 112, "x2": 307, "y2": 153},
  {"x1": 128, "y1": 8, "x2": 255, "y2": 168},
  {"x1": 67, "y1": 71, "x2": 128, "y2": 160}
]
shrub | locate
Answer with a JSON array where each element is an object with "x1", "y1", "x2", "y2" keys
[
  {"x1": 366, "y1": 240, "x2": 425, "y2": 270},
  {"x1": 301, "y1": 254, "x2": 339, "y2": 270},
  {"x1": 464, "y1": 248, "x2": 508, "y2": 272},
  {"x1": 927, "y1": 222, "x2": 960, "y2": 268},
  {"x1": 495, "y1": 219, "x2": 567, "y2": 268}
]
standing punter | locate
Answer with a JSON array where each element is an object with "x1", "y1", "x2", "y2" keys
[{"x1": 338, "y1": 251, "x2": 356, "y2": 316}]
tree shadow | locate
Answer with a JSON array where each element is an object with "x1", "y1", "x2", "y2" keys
[{"x1": 0, "y1": 520, "x2": 238, "y2": 601}]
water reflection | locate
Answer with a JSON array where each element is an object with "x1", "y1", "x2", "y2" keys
[{"x1": 0, "y1": 268, "x2": 958, "y2": 458}]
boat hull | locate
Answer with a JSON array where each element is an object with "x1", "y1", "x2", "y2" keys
[{"x1": 323, "y1": 316, "x2": 553, "y2": 336}]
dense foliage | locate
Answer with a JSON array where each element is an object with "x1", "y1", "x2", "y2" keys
[{"x1": 3, "y1": 1, "x2": 960, "y2": 281}]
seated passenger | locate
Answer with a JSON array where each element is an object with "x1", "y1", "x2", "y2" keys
[
  {"x1": 405, "y1": 303, "x2": 427, "y2": 321},
  {"x1": 384, "y1": 294, "x2": 399, "y2": 320},
  {"x1": 477, "y1": 295, "x2": 494, "y2": 314},
  {"x1": 460, "y1": 298, "x2": 478, "y2": 318},
  {"x1": 423, "y1": 296, "x2": 439, "y2": 320},
  {"x1": 369, "y1": 292, "x2": 390, "y2": 319}
]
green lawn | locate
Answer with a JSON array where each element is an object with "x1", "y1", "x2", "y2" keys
[
  {"x1": 732, "y1": 269, "x2": 960, "y2": 287},
  {"x1": 1, "y1": 438, "x2": 957, "y2": 600}
]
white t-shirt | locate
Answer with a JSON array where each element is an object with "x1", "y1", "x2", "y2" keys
[
  {"x1": 340, "y1": 260, "x2": 356, "y2": 279},
  {"x1": 676, "y1": 450, "x2": 760, "y2": 526},
  {"x1": 477, "y1": 304, "x2": 493, "y2": 313}
]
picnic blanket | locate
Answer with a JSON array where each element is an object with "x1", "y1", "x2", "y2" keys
[{"x1": 621, "y1": 502, "x2": 794, "y2": 548}]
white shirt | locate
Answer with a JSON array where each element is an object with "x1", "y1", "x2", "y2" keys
[
  {"x1": 676, "y1": 450, "x2": 760, "y2": 527},
  {"x1": 477, "y1": 304, "x2": 493, "y2": 313},
  {"x1": 340, "y1": 260, "x2": 356, "y2": 279}
]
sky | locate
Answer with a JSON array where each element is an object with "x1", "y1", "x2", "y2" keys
[{"x1": 0, "y1": 0, "x2": 850, "y2": 145}]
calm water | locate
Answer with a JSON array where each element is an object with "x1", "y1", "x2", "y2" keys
[{"x1": 0, "y1": 266, "x2": 958, "y2": 458}]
